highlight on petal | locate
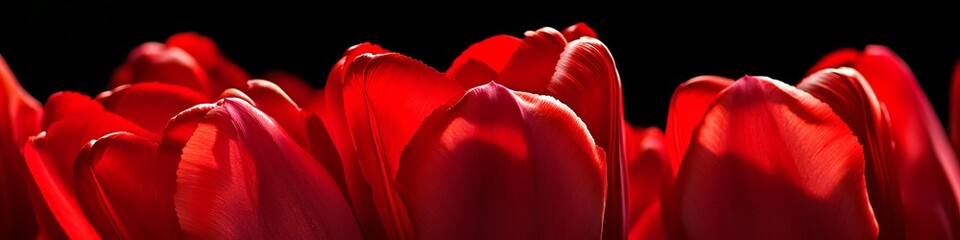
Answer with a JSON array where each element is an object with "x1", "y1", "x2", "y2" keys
[
  {"x1": 41, "y1": 91, "x2": 103, "y2": 130},
  {"x1": 624, "y1": 125, "x2": 666, "y2": 240},
  {"x1": 74, "y1": 132, "x2": 181, "y2": 239},
  {"x1": 396, "y1": 83, "x2": 606, "y2": 239},
  {"x1": 0, "y1": 54, "x2": 42, "y2": 237},
  {"x1": 561, "y1": 22, "x2": 599, "y2": 41},
  {"x1": 261, "y1": 70, "x2": 315, "y2": 107},
  {"x1": 668, "y1": 76, "x2": 877, "y2": 239},
  {"x1": 341, "y1": 52, "x2": 466, "y2": 238},
  {"x1": 175, "y1": 98, "x2": 362, "y2": 239},
  {"x1": 495, "y1": 27, "x2": 567, "y2": 93},
  {"x1": 95, "y1": 82, "x2": 207, "y2": 134},
  {"x1": 23, "y1": 136, "x2": 100, "y2": 239},
  {"x1": 446, "y1": 35, "x2": 522, "y2": 88},
  {"x1": 110, "y1": 42, "x2": 213, "y2": 96},
  {"x1": 545, "y1": 37, "x2": 627, "y2": 239},
  {"x1": 797, "y1": 68, "x2": 904, "y2": 239},
  {"x1": 810, "y1": 45, "x2": 960, "y2": 239}
]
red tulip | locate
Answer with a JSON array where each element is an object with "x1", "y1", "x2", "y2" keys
[
  {"x1": 810, "y1": 45, "x2": 960, "y2": 239},
  {"x1": 664, "y1": 76, "x2": 879, "y2": 239},
  {"x1": 624, "y1": 125, "x2": 666, "y2": 240},
  {"x1": 0, "y1": 54, "x2": 43, "y2": 238}
]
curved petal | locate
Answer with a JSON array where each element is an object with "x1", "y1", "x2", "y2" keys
[
  {"x1": 342, "y1": 53, "x2": 465, "y2": 238},
  {"x1": 166, "y1": 32, "x2": 249, "y2": 91},
  {"x1": 261, "y1": 70, "x2": 315, "y2": 107},
  {"x1": 74, "y1": 132, "x2": 180, "y2": 239},
  {"x1": 561, "y1": 22, "x2": 599, "y2": 41},
  {"x1": 23, "y1": 136, "x2": 99, "y2": 239},
  {"x1": 951, "y1": 58, "x2": 960, "y2": 158},
  {"x1": 625, "y1": 125, "x2": 666, "y2": 240},
  {"x1": 669, "y1": 76, "x2": 878, "y2": 239},
  {"x1": 175, "y1": 98, "x2": 361, "y2": 239},
  {"x1": 110, "y1": 42, "x2": 213, "y2": 97},
  {"x1": 396, "y1": 83, "x2": 606, "y2": 239},
  {"x1": 545, "y1": 38, "x2": 626, "y2": 239},
  {"x1": 42, "y1": 91, "x2": 103, "y2": 130},
  {"x1": 322, "y1": 42, "x2": 390, "y2": 239},
  {"x1": 445, "y1": 35, "x2": 522, "y2": 88},
  {"x1": 244, "y1": 79, "x2": 310, "y2": 151},
  {"x1": 95, "y1": 82, "x2": 207, "y2": 134},
  {"x1": 495, "y1": 27, "x2": 567, "y2": 93},
  {"x1": 807, "y1": 48, "x2": 859, "y2": 76},
  {"x1": 0, "y1": 54, "x2": 42, "y2": 237},
  {"x1": 798, "y1": 68, "x2": 904, "y2": 239},
  {"x1": 661, "y1": 75, "x2": 732, "y2": 239},
  {"x1": 811, "y1": 45, "x2": 960, "y2": 239}
]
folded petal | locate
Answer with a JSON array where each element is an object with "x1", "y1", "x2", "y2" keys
[
  {"x1": 545, "y1": 38, "x2": 627, "y2": 239},
  {"x1": 798, "y1": 68, "x2": 904, "y2": 239},
  {"x1": 175, "y1": 98, "x2": 361, "y2": 239},
  {"x1": 561, "y1": 22, "x2": 599, "y2": 41},
  {"x1": 243, "y1": 79, "x2": 310, "y2": 150},
  {"x1": 446, "y1": 35, "x2": 522, "y2": 87},
  {"x1": 811, "y1": 45, "x2": 960, "y2": 239},
  {"x1": 342, "y1": 53, "x2": 465, "y2": 238},
  {"x1": 74, "y1": 132, "x2": 181, "y2": 239},
  {"x1": 495, "y1": 27, "x2": 567, "y2": 93},
  {"x1": 0, "y1": 54, "x2": 42, "y2": 237},
  {"x1": 110, "y1": 42, "x2": 213, "y2": 97},
  {"x1": 396, "y1": 83, "x2": 606, "y2": 239},
  {"x1": 668, "y1": 76, "x2": 878, "y2": 239},
  {"x1": 625, "y1": 125, "x2": 666, "y2": 240},
  {"x1": 95, "y1": 82, "x2": 207, "y2": 134}
]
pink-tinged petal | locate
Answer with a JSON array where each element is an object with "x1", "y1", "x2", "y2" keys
[
  {"x1": 495, "y1": 27, "x2": 567, "y2": 93},
  {"x1": 396, "y1": 83, "x2": 606, "y2": 239},
  {"x1": 166, "y1": 32, "x2": 249, "y2": 91},
  {"x1": 669, "y1": 76, "x2": 878, "y2": 239},
  {"x1": 951, "y1": 58, "x2": 960, "y2": 158},
  {"x1": 41, "y1": 92, "x2": 103, "y2": 130},
  {"x1": 342, "y1": 53, "x2": 465, "y2": 238},
  {"x1": 545, "y1": 38, "x2": 626, "y2": 239},
  {"x1": 798, "y1": 68, "x2": 904, "y2": 239},
  {"x1": 446, "y1": 35, "x2": 522, "y2": 87},
  {"x1": 262, "y1": 70, "x2": 315, "y2": 106},
  {"x1": 323, "y1": 42, "x2": 390, "y2": 239},
  {"x1": 110, "y1": 42, "x2": 213, "y2": 96},
  {"x1": 625, "y1": 125, "x2": 666, "y2": 240},
  {"x1": 159, "y1": 103, "x2": 216, "y2": 152},
  {"x1": 0, "y1": 54, "x2": 42, "y2": 237},
  {"x1": 74, "y1": 132, "x2": 180, "y2": 239},
  {"x1": 23, "y1": 137, "x2": 99, "y2": 239},
  {"x1": 95, "y1": 82, "x2": 207, "y2": 134},
  {"x1": 175, "y1": 98, "x2": 361, "y2": 239},
  {"x1": 562, "y1": 22, "x2": 599, "y2": 41},
  {"x1": 244, "y1": 80, "x2": 310, "y2": 151},
  {"x1": 810, "y1": 45, "x2": 960, "y2": 239}
]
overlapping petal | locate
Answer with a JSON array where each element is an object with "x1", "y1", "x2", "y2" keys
[
  {"x1": 0, "y1": 54, "x2": 42, "y2": 237},
  {"x1": 624, "y1": 126, "x2": 666, "y2": 240}
]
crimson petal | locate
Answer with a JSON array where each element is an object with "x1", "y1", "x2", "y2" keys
[
  {"x1": 495, "y1": 27, "x2": 567, "y2": 93},
  {"x1": 110, "y1": 42, "x2": 213, "y2": 97},
  {"x1": 95, "y1": 82, "x2": 207, "y2": 134},
  {"x1": 669, "y1": 76, "x2": 878, "y2": 239},
  {"x1": 446, "y1": 35, "x2": 522, "y2": 88},
  {"x1": 166, "y1": 32, "x2": 249, "y2": 91},
  {"x1": 561, "y1": 22, "x2": 599, "y2": 41},
  {"x1": 0, "y1": 54, "x2": 42, "y2": 237},
  {"x1": 625, "y1": 125, "x2": 666, "y2": 240},
  {"x1": 175, "y1": 98, "x2": 361, "y2": 239},
  {"x1": 396, "y1": 83, "x2": 606, "y2": 239}
]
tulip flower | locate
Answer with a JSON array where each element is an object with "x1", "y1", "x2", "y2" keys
[
  {"x1": 0, "y1": 55, "x2": 43, "y2": 238},
  {"x1": 624, "y1": 125, "x2": 666, "y2": 239}
]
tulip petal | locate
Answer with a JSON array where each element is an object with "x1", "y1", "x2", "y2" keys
[
  {"x1": 167, "y1": 32, "x2": 249, "y2": 91},
  {"x1": 74, "y1": 132, "x2": 181, "y2": 239},
  {"x1": 244, "y1": 80, "x2": 310, "y2": 150},
  {"x1": 396, "y1": 83, "x2": 606, "y2": 239},
  {"x1": 95, "y1": 82, "x2": 207, "y2": 134},
  {"x1": 811, "y1": 45, "x2": 960, "y2": 239},
  {"x1": 561, "y1": 22, "x2": 599, "y2": 41},
  {"x1": 323, "y1": 43, "x2": 390, "y2": 239},
  {"x1": 41, "y1": 91, "x2": 103, "y2": 130},
  {"x1": 495, "y1": 27, "x2": 567, "y2": 93},
  {"x1": 798, "y1": 68, "x2": 904, "y2": 239},
  {"x1": 175, "y1": 98, "x2": 362, "y2": 239},
  {"x1": 446, "y1": 35, "x2": 522, "y2": 88},
  {"x1": 670, "y1": 76, "x2": 878, "y2": 239},
  {"x1": 807, "y1": 48, "x2": 859, "y2": 76},
  {"x1": 0, "y1": 55, "x2": 42, "y2": 237},
  {"x1": 342, "y1": 53, "x2": 465, "y2": 238},
  {"x1": 951, "y1": 58, "x2": 960, "y2": 159},
  {"x1": 625, "y1": 125, "x2": 666, "y2": 240},
  {"x1": 545, "y1": 38, "x2": 627, "y2": 239},
  {"x1": 110, "y1": 42, "x2": 213, "y2": 96},
  {"x1": 23, "y1": 137, "x2": 99, "y2": 239}
]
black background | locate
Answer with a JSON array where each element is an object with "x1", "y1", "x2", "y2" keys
[{"x1": 2, "y1": 3, "x2": 957, "y2": 128}]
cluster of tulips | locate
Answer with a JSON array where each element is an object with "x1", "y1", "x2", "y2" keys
[{"x1": 1, "y1": 23, "x2": 958, "y2": 239}]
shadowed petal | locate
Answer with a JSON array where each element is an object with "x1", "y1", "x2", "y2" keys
[
  {"x1": 175, "y1": 98, "x2": 361, "y2": 239},
  {"x1": 0, "y1": 54, "x2": 42, "y2": 237},
  {"x1": 95, "y1": 82, "x2": 207, "y2": 134},
  {"x1": 561, "y1": 22, "x2": 599, "y2": 41},
  {"x1": 669, "y1": 76, "x2": 878, "y2": 239},
  {"x1": 110, "y1": 42, "x2": 212, "y2": 96},
  {"x1": 495, "y1": 27, "x2": 567, "y2": 93},
  {"x1": 446, "y1": 35, "x2": 522, "y2": 87},
  {"x1": 625, "y1": 125, "x2": 666, "y2": 240},
  {"x1": 396, "y1": 83, "x2": 606, "y2": 239}
]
